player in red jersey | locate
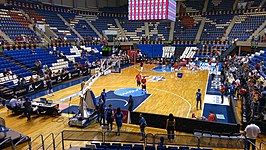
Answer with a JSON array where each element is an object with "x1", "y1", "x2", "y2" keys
[
  {"x1": 135, "y1": 72, "x2": 142, "y2": 89},
  {"x1": 141, "y1": 77, "x2": 147, "y2": 93}
]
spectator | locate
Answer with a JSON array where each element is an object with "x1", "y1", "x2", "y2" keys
[
  {"x1": 158, "y1": 137, "x2": 165, "y2": 147},
  {"x1": 245, "y1": 122, "x2": 261, "y2": 150},
  {"x1": 29, "y1": 76, "x2": 34, "y2": 83},
  {"x1": 114, "y1": 107, "x2": 124, "y2": 136},
  {"x1": 207, "y1": 111, "x2": 217, "y2": 122},
  {"x1": 166, "y1": 113, "x2": 175, "y2": 142},
  {"x1": 139, "y1": 113, "x2": 147, "y2": 141},
  {"x1": 106, "y1": 104, "x2": 114, "y2": 131},
  {"x1": 23, "y1": 98, "x2": 32, "y2": 121}
]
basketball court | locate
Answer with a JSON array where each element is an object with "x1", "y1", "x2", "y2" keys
[{"x1": 33, "y1": 64, "x2": 209, "y2": 119}]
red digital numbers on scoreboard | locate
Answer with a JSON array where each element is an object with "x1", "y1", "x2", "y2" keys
[{"x1": 128, "y1": 0, "x2": 176, "y2": 21}]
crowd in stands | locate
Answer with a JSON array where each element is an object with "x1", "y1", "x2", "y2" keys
[{"x1": 223, "y1": 55, "x2": 266, "y2": 123}]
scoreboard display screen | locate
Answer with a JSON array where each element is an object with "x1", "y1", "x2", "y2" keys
[{"x1": 128, "y1": 0, "x2": 176, "y2": 21}]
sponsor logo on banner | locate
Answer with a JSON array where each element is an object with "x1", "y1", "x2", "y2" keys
[
  {"x1": 15, "y1": 88, "x2": 27, "y2": 95},
  {"x1": 43, "y1": 80, "x2": 47, "y2": 87},
  {"x1": 35, "y1": 83, "x2": 42, "y2": 89},
  {"x1": 189, "y1": 62, "x2": 217, "y2": 71},
  {"x1": 57, "y1": 76, "x2": 62, "y2": 83},
  {"x1": 211, "y1": 77, "x2": 222, "y2": 90},
  {"x1": 28, "y1": 84, "x2": 34, "y2": 92},
  {"x1": 148, "y1": 76, "x2": 166, "y2": 82}
]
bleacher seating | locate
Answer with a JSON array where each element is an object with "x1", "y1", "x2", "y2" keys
[
  {"x1": 72, "y1": 20, "x2": 98, "y2": 39},
  {"x1": 0, "y1": 57, "x2": 33, "y2": 87},
  {"x1": 0, "y1": 9, "x2": 41, "y2": 42},
  {"x1": 201, "y1": 14, "x2": 234, "y2": 41},
  {"x1": 119, "y1": 17, "x2": 145, "y2": 41},
  {"x1": 195, "y1": 44, "x2": 230, "y2": 58},
  {"x1": 3, "y1": 48, "x2": 69, "y2": 73},
  {"x1": 229, "y1": 14, "x2": 266, "y2": 41},
  {"x1": 76, "y1": 143, "x2": 214, "y2": 150},
  {"x1": 33, "y1": 10, "x2": 78, "y2": 41},
  {"x1": 91, "y1": 16, "x2": 118, "y2": 38},
  {"x1": 174, "y1": 16, "x2": 200, "y2": 41}
]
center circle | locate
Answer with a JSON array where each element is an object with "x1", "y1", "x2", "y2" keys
[
  {"x1": 114, "y1": 88, "x2": 145, "y2": 97},
  {"x1": 152, "y1": 65, "x2": 173, "y2": 72}
]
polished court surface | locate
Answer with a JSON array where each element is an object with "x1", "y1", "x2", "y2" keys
[{"x1": 0, "y1": 64, "x2": 265, "y2": 149}]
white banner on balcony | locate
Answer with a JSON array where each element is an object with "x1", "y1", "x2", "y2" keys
[{"x1": 103, "y1": 30, "x2": 118, "y2": 35}]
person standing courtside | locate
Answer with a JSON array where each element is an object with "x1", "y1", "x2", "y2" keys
[
  {"x1": 166, "y1": 113, "x2": 175, "y2": 142},
  {"x1": 101, "y1": 89, "x2": 107, "y2": 104},
  {"x1": 106, "y1": 104, "x2": 114, "y2": 131},
  {"x1": 135, "y1": 73, "x2": 142, "y2": 89},
  {"x1": 220, "y1": 84, "x2": 226, "y2": 104},
  {"x1": 128, "y1": 95, "x2": 134, "y2": 123},
  {"x1": 245, "y1": 122, "x2": 261, "y2": 150},
  {"x1": 23, "y1": 98, "x2": 32, "y2": 121},
  {"x1": 139, "y1": 114, "x2": 147, "y2": 141},
  {"x1": 46, "y1": 77, "x2": 54, "y2": 96},
  {"x1": 196, "y1": 89, "x2": 202, "y2": 110},
  {"x1": 114, "y1": 107, "x2": 124, "y2": 136},
  {"x1": 80, "y1": 79, "x2": 85, "y2": 91}
]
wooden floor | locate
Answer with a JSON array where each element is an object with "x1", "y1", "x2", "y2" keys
[{"x1": 1, "y1": 64, "x2": 265, "y2": 149}]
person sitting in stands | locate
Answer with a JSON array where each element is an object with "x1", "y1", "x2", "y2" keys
[
  {"x1": 30, "y1": 49, "x2": 36, "y2": 54},
  {"x1": 29, "y1": 76, "x2": 34, "y2": 83},
  {"x1": 158, "y1": 137, "x2": 165, "y2": 147},
  {"x1": 8, "y1": 96, "x2": 19, "y2": 111},
  {"x1": 207, "y1": 111, "x2": 217, "y2": 122},
  {"x1": 3, "y1": 68, "x2": 7, "y2": 77},
  {"x1": 21, "y1": 78, "x2": 27, "y2": 86}
]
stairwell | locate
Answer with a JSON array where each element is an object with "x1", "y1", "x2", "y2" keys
[
  {"x1": 114, "y1": 19, "x2": 126, "y2": 38},
  {"x1": 85, "y1": 20, "x2": 103, "y2": 39},
  {"x1": 144, "y1": 22, "x2": 149, "y2": 39},
  {"x1": 233, "y1": 0, "x2": 239, "y2": 10},
  {"x1": 260, "y1": 0, "x2": 266, "y2": 7},
  {"x1": 169, "y1": 22, "x2": 175, "y2": 41},
  {"x1": 222, "y1": 15, "x2": 239, "y2": 41},
  {"x1": 203, "y1": 0, "x2": 209, "y2": 12},
  {"x1": 28, "y1": 24, "x2": 51, "y2": 44},
  {"x1": 219, "y1": 44, "x2": 237, "y2": 61},
  {"x1": 195, "y1": 17, "x2": 206, "y2": 42},
  {"x1": 0, "y1": 30, "x2": 14, "y2": 44},
  {"x1": 247, "y1": 20, "x2": 266, "y2": 42},
  {"x1": 57, "y1": 14, "x2": 84, "y2": 41}
]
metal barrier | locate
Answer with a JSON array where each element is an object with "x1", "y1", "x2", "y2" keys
[
  {"x1": 246, "y1": 139, "x2": 260, "y2": 150},
  {"x1": 42, "y1": 133, "x2": 55, "y2": 150},
  {"x1": 0, "y1": 137, "x2": 14, "y2": 150},
  {"x1": 61, "y1": 130, "x2": 103, "y2": 149},
  {"x1": 27, "y1": 134, "x2": 44, "y2": 150},
  {"x1": 260, "y1": 141, "x2": 266, "y2": 150},
  {"x1": 27, "y1": 130, "x2": 248, "y2": 150},
  {"x1": 46, "y1": 132, "x2": 61, "y2": 150},
  {"x1": 153, "y1": 134, "x2": 199, "y2": 147}
]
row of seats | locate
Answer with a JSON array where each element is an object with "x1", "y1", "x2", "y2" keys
[{"x1": 78, "y1": 142, "x2": 213, "y2": 150}]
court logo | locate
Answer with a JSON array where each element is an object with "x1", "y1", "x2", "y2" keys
[
  {"x1": 148, "y1": 76, "x2": 166, "y2": 82},
  {"x1": 114, "y1": 88, "x2": 146, "y2": 97}
]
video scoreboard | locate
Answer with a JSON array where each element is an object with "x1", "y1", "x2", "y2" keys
[{"x1": 128, "y1": 0, "x2": 176, "y2": 21}]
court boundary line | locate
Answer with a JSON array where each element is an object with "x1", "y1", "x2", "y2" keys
[
  {"x1": 133, "y1": 93, "x2": 152, "y2": 112},
  {"x1": 201, "y1": 70, "x2": 210, "y2": 117},
  {"x1": 149, "y1": 88, "x2": 191, "y2": 118}
]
